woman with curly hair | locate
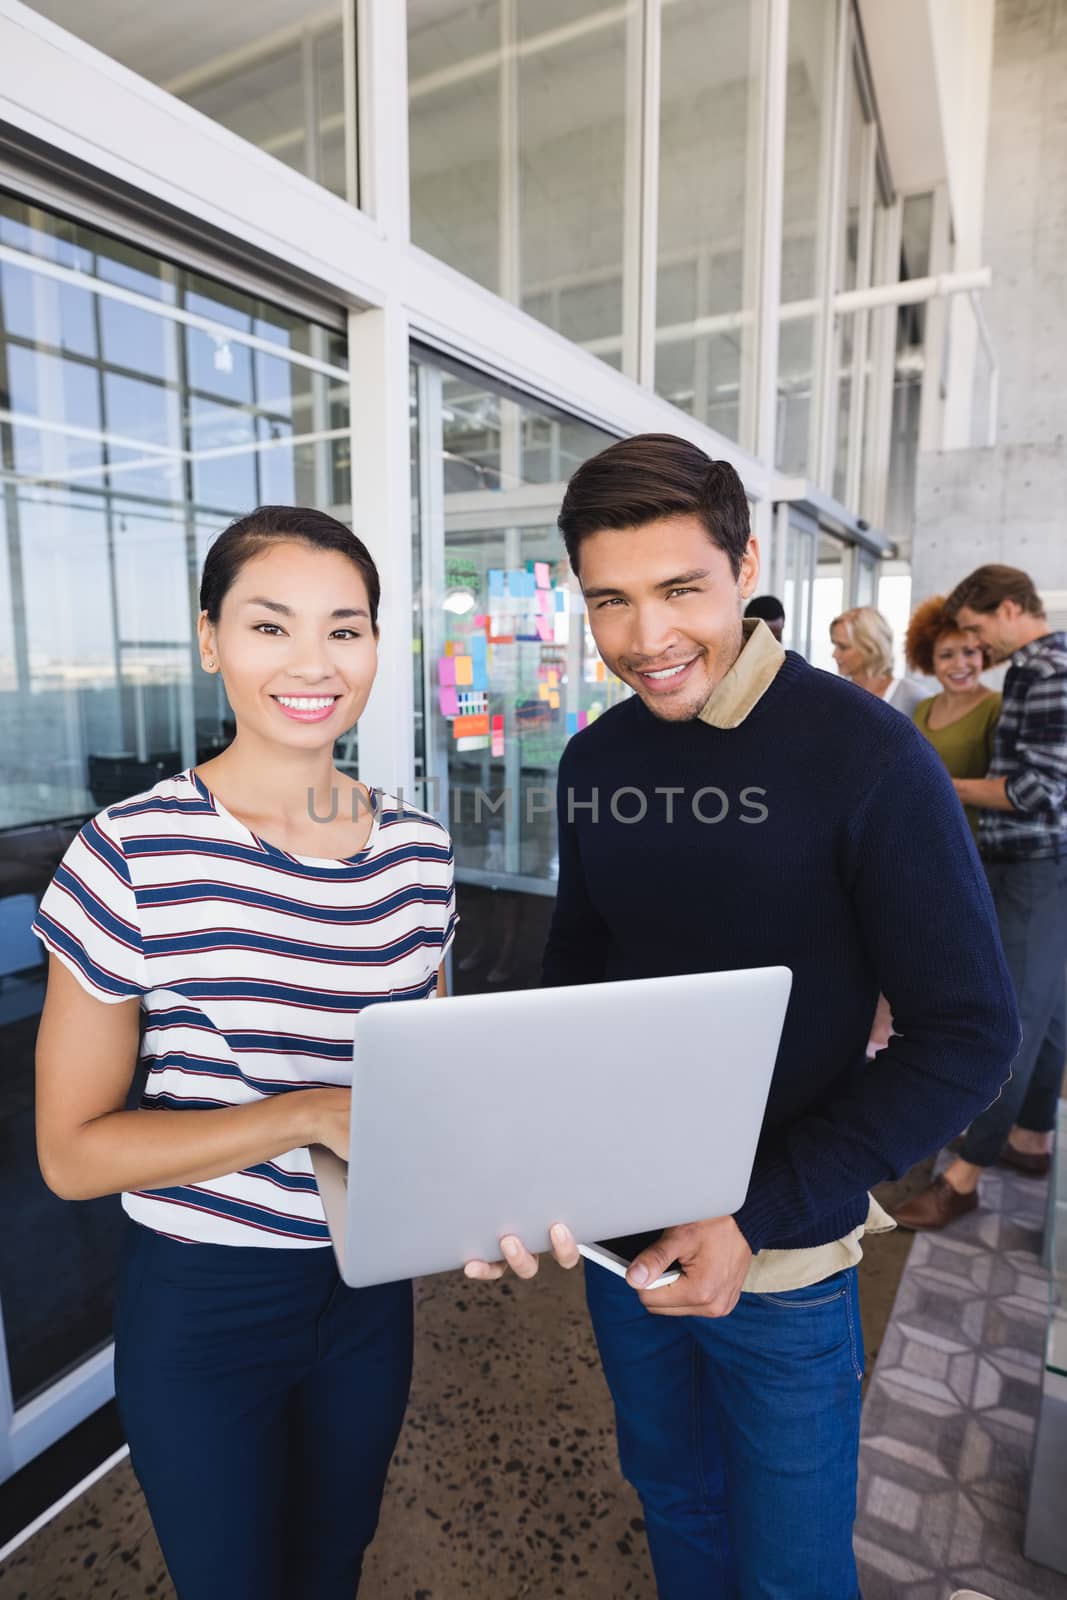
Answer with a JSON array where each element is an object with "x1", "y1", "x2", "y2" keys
[{"x1": 906, "y1": 596, "x2": 1001, "y2": 839}]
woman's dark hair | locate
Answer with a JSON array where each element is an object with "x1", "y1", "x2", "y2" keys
[
  {"x1": 557, "y1": 433, "x2": 751, "y2": 578},
  {"x1": 199, "y1": 506, "x2": 381, "y2": 632}
]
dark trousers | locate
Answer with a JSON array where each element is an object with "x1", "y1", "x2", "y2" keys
[
  {"x1": 585, "y1": 1263, "x2": 864, "y2": 1598},
  {"x1": 114, "y1": 1222, "x2": 413, "y2": 1600},
  {"x1": 959, "y1": 857, "x2": 1067, "y2": 1166}
]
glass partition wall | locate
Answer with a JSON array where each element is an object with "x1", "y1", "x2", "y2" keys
[
  {"x1": 0, "y1": 188, "x2": 349, "y2": 1471},
  {"x1": 0, "y1": 0, "x2": 955, "y2": 1485}
]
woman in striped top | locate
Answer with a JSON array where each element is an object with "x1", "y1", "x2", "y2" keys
[{"x1": 32, "y1": 506, "x2": 456, "y2": 1599}]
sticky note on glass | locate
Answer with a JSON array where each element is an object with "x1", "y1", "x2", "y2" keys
[
  {"x1": 439, "y1": 686, "x2": 459, "y2": 717},
  {"x1": 536, "y1": 618, "x2": 554, "y2": 642},
  {"x1": 537, "y1": 590, "x2": 552, "y2": 617},
  {"x1": 535, "y1": 562, "x2": 550, "y2": 589},
  {"x1": 489, "y1": 569, "x2": 505, "y2": 598},
  {"x1": 547, "y1": 670, "x2": 559, "y2": 688},
  {"x1": 491, "y1": 715, "x2": 504, "y2": 757},
  {"x1": 555, "y1": 589, "x2": 566, "y2": 612},
  {"x1": 548, "y1": 691, "x2": 560, "y2": 710},
  {"x1": 454, "y1": 713, "x2": 490, "y2": 738},
  {"x1": 454, "y1": 655, "x2": 474, "y2": 686},
  {"x1": 578, "y1": 711, "x2": 589, "y2": 730},
  {"x1": 437, "y1": 656, "x2": 456, "y2": 687},
  {"x1": 444, "y1": 640, "x2": 454, "y2": 656},
  {"x1": 596, "y1": 660, "x2": 606, "y2": 681},
  {"x1": 538, "y1": 683, "x2": 550, "y2": 701},
  {"x1": 470, "y1": 634, "x2": 487, "y2": 664},
  {"x1": 566, "y1": 712, "x2": 578, "y2": 737}
]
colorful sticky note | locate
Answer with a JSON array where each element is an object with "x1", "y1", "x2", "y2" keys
[
  {"x1": 454, "y1": 713, "x2": 490, "y2": 738},
  {"x1": 555, "y1": 589, "x2": 566, "y2": 612},
  {"x1": 547, "y1": 670, "x2": 559, "y2": 689},
  {"x1": 444, "y1": 640, "x2": 454, "y2": 656},
  {"x1": 455, "y1": 735, "x2": 490, "y2": 752},
  {"x1": 548, "y1": 691, "x2": 560, "y2": 710},
  {"x1": 566, "y1": 712, "x2": 578, "y2": 737},
  {"x1": 454, "y1": 655, "x2": 473, "y2": 686},
  {"x1": 489, "y1": 569, "x2": 505, "y2": 598},
  {"x1": 470, "y1": 634, "x2": 487, "y2": 665},
  {"x1": 535, "y1": 562, "x2": 550, "y2": 589},
  {"x1": 596, "y1": 660, "x2": 606, "y2": 681},
  {"x1": 537, "y1": 590, "x2": 552, "y2": 617},
  {"x1": 578, "y1": 711, "x2": 589, "y2": 730},
  {"x1": 438, "y1": 686, "x2": 459, "y2": 717},
  {"x1": 491, "y1": 714, "x2": 504, "y2": 757},
  {"x1": 536, "y1": 618, "x2": 554, "y2": 642},
  {"x1": 507, "y1": 570, "x2": 526, "y2": 595},
  {"x1": 538, "y1": 683, "x2": 550, "y2": 701},
  {"x1": 437, "y1": 657, "x2": 456, "y2": 687}
]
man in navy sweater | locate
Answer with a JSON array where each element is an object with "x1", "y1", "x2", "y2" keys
[{"x1": 469, "y1": 434, "x2": 1019, "y2": 1598}]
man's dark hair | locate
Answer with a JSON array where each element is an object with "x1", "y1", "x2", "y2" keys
[
  {"x1": 744, "y1": 594, "x2": 785, "y2": 624},
  {"x1": 945, "y1": 564, "x2": 1044, "y2": 621},
  {"x1": 199, "y1": 505, "x2": 381, "y2": 633},
  {"x1": 557, "y1": 433, "x2": 751, "y2": 578}
]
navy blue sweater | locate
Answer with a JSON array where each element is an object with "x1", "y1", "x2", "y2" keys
[{"x1": 542, "y1": 651, "x2": 1020, "y2": 1253}]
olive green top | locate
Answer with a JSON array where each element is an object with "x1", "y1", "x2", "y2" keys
[{"x1": 912, "y1": 691, "x2": 1002, "y2": 839}]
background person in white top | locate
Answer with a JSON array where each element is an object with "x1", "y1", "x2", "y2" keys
[
  {"x1": 32, "y1": 507, "x2": 456, "y2": 1600},
  {"x1": 830, "y1": 604, "x2": 926, "y2": 718}
]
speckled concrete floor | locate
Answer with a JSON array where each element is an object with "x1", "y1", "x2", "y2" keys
[{"x1": 0, "y1": 1169, "x2": 932, "y2": 1600}]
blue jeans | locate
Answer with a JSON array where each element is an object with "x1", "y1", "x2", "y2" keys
[
  {"x1": 960, "y1": 857, "x2": 1067, "y2": 1165},
  {"x1": 585, "y1": 1262, "x2": 864, "y2": 1599},
  {"x1": 114, "y1": 1222, "x2": 413, "y2": 1600}
]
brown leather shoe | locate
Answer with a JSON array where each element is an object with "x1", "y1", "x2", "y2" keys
[
  {"x1": 893, "y1": 1175, "x2": 979, "y2": 1231},
  {"x1": 996, "y1": 1144, "x2": 1051, "y2": 1177}
]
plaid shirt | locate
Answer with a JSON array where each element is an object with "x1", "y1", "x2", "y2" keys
[{"x1": 980, "y1": 631, "x2": 1067, "y2": 860}]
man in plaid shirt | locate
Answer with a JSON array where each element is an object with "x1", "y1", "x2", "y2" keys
[{"x1": 897, "y1": 564, "x2": 1067, "y2": 1230}]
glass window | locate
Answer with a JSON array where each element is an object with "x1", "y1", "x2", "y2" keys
[
  {"x1": 411, "y1": 358, "x2": 623, "y2": 891},
  {"x1": 24, "y1": 3, "x2": 353, "y2": 200},
  {"x1": 655, "y1": 0, "x2": 765, "y2": 445},
  {"x1": 0, "y1": 189, "x2": 349, "y2": 1408},
  {"x1": 777, "y1": 0, "x2": 835, "y2": 474},
  {"x1": 408, "y1": 0, "x2": 632, "y2": 359},
  {"x1": 810, "y1": 532, "x2": 846, "y2": 673}
]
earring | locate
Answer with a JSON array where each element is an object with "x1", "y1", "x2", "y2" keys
[{"x1": 205, "y1": 657, "x2": 215, "y2": 669}]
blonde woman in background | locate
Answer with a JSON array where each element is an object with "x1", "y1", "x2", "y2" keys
[
  {"x1": 830, "y1": 605, "x2": 925, "y2": 717},
  {"x1": 830, "y1": 605, "x2": 923, "y2": 1055},
  {"x1": 905, "y1": 596, "x2": 1001, "y2": 841}
]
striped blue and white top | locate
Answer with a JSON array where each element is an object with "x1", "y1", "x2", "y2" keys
[{"x1": 31, "y1": 768, "x2": 457, "y2": 1248}]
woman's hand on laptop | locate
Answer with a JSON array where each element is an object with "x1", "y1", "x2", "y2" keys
[
  {"x1": 463, "y1": 1224, "x2": 581, "y2": 1282},
  {"x1": 627, "y1": 1216, "x2": 752, "y2": 1318}
]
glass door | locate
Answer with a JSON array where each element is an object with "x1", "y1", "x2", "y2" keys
[{"x1": 412, "y1": 358, "x2": 622, "y2": 896}]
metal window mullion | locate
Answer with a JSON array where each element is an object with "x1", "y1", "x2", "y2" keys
[
  {"x1": 347, "y1": 301, "x2": 415, "y2": 796},
  {"x1": 844, "y1": 118, "x2": 877, "y2": 509},
  {"x1": 416, "y1": 361, "x2": 448, "y2": 803},
  {"x1": 861, "y1": 195, "x2": 901, "y2": 527},
  {"x1": 343, "y1": 0, "x2": 359, "y2": 208},
  {"x1": 919, "y1": 181, "x2": 951, "y2": 452},
  {"x1": 622, "y1": 0, "x2": 661, "y2": 386},
  {"x1": 811, "y1": 0, "x2": 851, "y2": 490},
  {"x1": 356, "y1": 0, "x2": 410, "y2": 240},
  {"x1": 301, "y1": 28, "x2": 320, "y2": 187},
  {"x1": 753, "y1": 0, "x2": 788, "y2": 470},
  {"x1": 498, "y1": 0, "x2": 520, "y2": 306}
]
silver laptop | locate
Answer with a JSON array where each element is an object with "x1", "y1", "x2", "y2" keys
[{"x1": 311, "y1": 965, "x2": 791, "y2": 1288}]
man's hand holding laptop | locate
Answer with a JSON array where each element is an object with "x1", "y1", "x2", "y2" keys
[{"x1": 465, "y1": 1215, "x2": 753, "y2": 1319}]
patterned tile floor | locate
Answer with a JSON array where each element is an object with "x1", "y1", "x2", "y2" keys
[
  {"x1": 856, "y1": 1164, "x2": 1067, "y2": 1600},
  {"x1": 2, "y1": 1161, "x2": 1063, "y2": 1599}
]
